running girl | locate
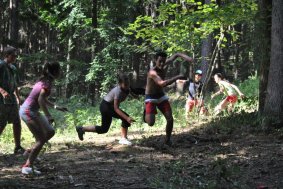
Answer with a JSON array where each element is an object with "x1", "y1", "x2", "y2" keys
[
  {"x1": 211, "y1": 73, "x2": 245, "y2": 115},
  {"x1": 20, "y1": 62, "x2": 67, "y2": 175},
  {"x1": 76, "y1": 73, "x2": 135, "y2": 145}
]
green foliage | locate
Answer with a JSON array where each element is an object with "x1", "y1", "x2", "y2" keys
[
  {"x1": 86, "y1": 35, "x2": 133, "y2": 94},
  {"x1": 38, "y1": 0, "x2": 92, "y2": 41},
  {"x1": 126, "y1": 0, "x2": 257, "y2": 55},
  {"x1": 18, "y1": 52, "x2": 54, "y2": 79},
  {"x1": 234, "y1": 74, "x2": 259, "y2": 112}
]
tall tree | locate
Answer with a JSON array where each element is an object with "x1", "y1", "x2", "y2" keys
[
  {"x1": 263, "y1": 0, "x2": 283, "y2": 124},
  {"x1": 9, "y1": 0, "x2": 19, "y2": 47},
  {"x1": 200, "y1": 0, "x2": 213, "y2": 84},
  {"x1": 257, "y1": 0, "x2": 272, "y2": 114}
]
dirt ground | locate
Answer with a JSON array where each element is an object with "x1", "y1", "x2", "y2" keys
[{"x1": 0, "y1": 120, "x2": 282, "y2": 189}]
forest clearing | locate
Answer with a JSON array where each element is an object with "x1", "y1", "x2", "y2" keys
[
  {"x1": 1, "y1": 100, "x2": 282, "y2": 188},
  {"x1": 1, "y1": 0, "x2": 283, "y2": 188}
]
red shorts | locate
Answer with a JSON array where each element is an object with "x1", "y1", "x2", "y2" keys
[
  {"x1": 186, "y1": 99, "x2": 204, "y2": 112},
  {"x1": 225, "y1": 95, "x2": 238, "y2": 103},
  {"x1": 145, "y1": 100, "x2": 172, "y2": 115}
]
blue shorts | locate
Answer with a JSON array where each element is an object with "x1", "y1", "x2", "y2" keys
[
  {"x1": 19, "y1": 105, "x2": 39, "y2": 122},
  {"x1": 19, "y1": 105, "x2": 52, "y2": 132}
]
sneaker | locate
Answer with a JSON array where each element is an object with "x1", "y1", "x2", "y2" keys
[
  {"x1": 21, "y1": 166, "x2": 41, "y2": 175},
  {"x1": 14, "y1": 146, "x2": 26, "y2": 155},
  {"x1": 119, "y1": 138, "x2": 132, "y2": 146},
  {"x1": 76, "y1": 126, "x2": 85, "y2": 141}
]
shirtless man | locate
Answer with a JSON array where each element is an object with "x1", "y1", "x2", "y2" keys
[{"x1": 145, "y1": 51, "x2": 193, "y2": 145}]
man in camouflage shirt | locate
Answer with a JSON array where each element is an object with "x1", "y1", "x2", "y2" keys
[{"x1": 0, "y1": 47, "x2": 25, "y2": 154}]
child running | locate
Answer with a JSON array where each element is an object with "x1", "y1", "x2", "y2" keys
[
  {"x1": 144, "y1": 51, "x2": 193, "y2": 145},
  {"x1": 177, "y1": 69, "x2": 208, "y2": 119},
  {"x1": 211, "y1": 73, "x2": 245, "y2": 115},
  {"x1": 19, "y1": 62, "x2": 68, "y2": 175},
  {"x1": 76, "y1": 73, "x2": 135, "y2": 145}
]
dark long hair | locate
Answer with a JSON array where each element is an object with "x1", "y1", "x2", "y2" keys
[
  {"x1": 39, "y1": 62, "x2": 60, "y2": 82},
  {"x1": 215, "y1": 73, "x2": 224, "y2": 80}
]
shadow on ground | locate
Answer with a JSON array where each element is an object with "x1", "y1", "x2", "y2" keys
[{"x1": 0, "y1": 112, "x2": 282, "y2": 189}]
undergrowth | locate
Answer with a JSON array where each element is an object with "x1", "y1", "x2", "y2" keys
[{"x1": 0, "y1": 76, "x2": 270, "y2": 155}]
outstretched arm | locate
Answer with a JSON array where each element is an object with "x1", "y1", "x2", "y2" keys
[
  {"x1": 150, "y1": 70, "x2": 184, "y2": 87},
  {"x1": 176, "y1": 79, "x2": 188, "y2": 83},
  {"x1": 230, "y1": 84, "x2": 245, "y2": 98},
  {"x1": 211, "y1": 86, "x2": 224, "y2": 99},
  {"x1": 41, "y1": 93, "x2": 68, "y2": 112},
  {"x1": 114, "y1": 99, "x2": 135, "y2": 124},
  {"x1": 165, "y1": 53, "x2": 193, "y2": 65}
]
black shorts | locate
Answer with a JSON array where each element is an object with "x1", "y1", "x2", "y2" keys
[
  {"x1": 99, "y1": 100, "x2": 130, "y2": 130},
  {"x1": 0, "y1": 104, "x2": 20, "y2": 127}
]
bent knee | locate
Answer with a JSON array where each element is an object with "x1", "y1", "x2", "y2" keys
[
  {"x1": 145, "y1": 118, "x2": 155, "y2": 126},
  {"x1": 46, "y1": 129, "x2": 55, "y2": 140},
  {"x1": 96, "y1": 127, "x2": 109, "y2": 134},
  {"x1": 147, "y1": 121, "x2": 155, "y2": 127},
  {"x1": 98, "y1": 130, "x2": 108, "y2": 134},
  {"x1": 145, "y1": 114, "x2": 155, "y2": 126}
]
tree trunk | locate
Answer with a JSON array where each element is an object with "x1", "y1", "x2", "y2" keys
[
  {"x1": 88, "y1": 0, "x2": 98, "y2": 104},
  {"x1": 9, "y1": 0, "x2": 19, "y2": 47},
  {"x1": 200, "y1": 0, "x2": 213, "y2": 88},
  {"x1": 240, "y1": 24, "x2": 250, "y2": 80},
  {"x1": 263, "y1": 0, "x2": 283, "y2": 124},
  {"x1": 132, "y1": 53, "x2": 141, "y2": 87},
  {"x1": 201, "y1": 36, "x2": 213, "y2": 76},
  {"x1": 0, "y1": 2, "x2": 6, "y2": 51},
  {"x1": 257, "y1": 0, "x2": 272, "y2": 114},
  {"x1": 66, "y1": 37, "x2": 74, "y2": 98}
]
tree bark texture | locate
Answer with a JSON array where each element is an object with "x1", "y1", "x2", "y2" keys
[
  {"x1": 263, "y1": 0, "x2": 283, "y2": 123},
  {"x1": 9, "y1": 0, "x2": 19, "y2": 47},
  {"x1": 200, "y1": 0, "x2": 213, "y2": 91},
  {"x1": 258, "y1": 0, "x2": 272, "y2": 114}
]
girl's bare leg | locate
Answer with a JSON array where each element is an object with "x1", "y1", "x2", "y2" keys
[
  {"x1": 214, "y1": 99, "x2": 229, "y2": 115},
  {"x1": 121, "y1": 127, "x2": 128, "y2": 138},
  {"x1": 24, "y1": 115, "x2": 54, "y2": 167}
]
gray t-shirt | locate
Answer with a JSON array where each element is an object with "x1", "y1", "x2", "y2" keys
[
  {"x1": 104, "y1": 86, "x2": 128, "y2": 103},
  {"x1": 186, "y1": 80, "x2": 203, "y2": 100}
]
